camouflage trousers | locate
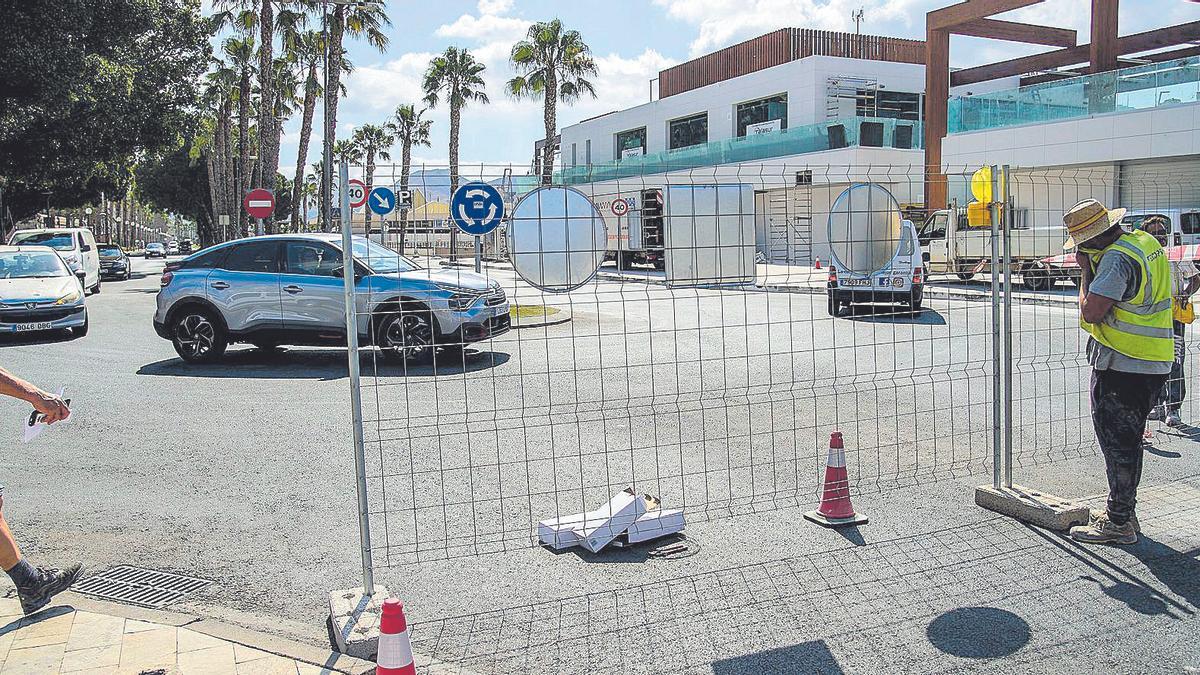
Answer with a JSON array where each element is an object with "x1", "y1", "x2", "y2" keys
[{"x1": 1090, "y1": 368, "x2": 1168, "y2": 526}]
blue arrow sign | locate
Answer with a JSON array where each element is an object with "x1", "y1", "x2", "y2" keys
[
  {"x1": 451, "y1": 182, "x2": 504, "y2": 236},
  {"x1": 368, "y1": 186, "x2": 396, "y2": 216}
]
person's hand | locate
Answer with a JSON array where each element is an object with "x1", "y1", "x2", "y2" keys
[
  {"x1": 1074, "y1": 251, "x2": 1090, "y2": 270},
  {"x1": 31, "y1": 390, "x2": 69, "y2": 424}
]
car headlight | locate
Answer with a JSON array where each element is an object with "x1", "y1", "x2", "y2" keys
[
  {"x1": 448, "y1": 293, "x2": 478, "y2": 310},
  {"x1": 54, "y1": 290, "x2": 80, "y2": 305}
]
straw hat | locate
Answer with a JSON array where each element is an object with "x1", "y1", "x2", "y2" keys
[{"x1": 1063, "y1": 199, "x2": 1126, "y2": 250}]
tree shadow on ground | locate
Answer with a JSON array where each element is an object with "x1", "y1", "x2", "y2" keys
[
  {"x1": 137, "y1": 347, "x2": 510, "y2": 381},
  {"x1": 926, "y1": 607, "x2": 1031, "y2": 659},
  {"x1": 711, "y1": 639, "x2": 844, "y2": 675}
]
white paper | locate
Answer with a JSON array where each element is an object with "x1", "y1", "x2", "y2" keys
[{"x1": 22, "y1": 387, "x2": 70, "y2": 443}]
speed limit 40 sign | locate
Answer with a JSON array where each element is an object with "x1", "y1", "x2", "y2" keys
[{"x1": 347, "y1": 179, "x2": 368, "y2": 208}]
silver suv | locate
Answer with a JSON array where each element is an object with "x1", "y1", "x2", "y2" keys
[{"x1": 153, "y1": 234, "x2": 510, "y2": 363}]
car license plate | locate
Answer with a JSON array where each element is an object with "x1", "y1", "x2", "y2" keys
[
  {"x1": 841, "y1": 278, "x2": 872, "y2": 287},
  {"x1": 13, "y1": 322, "x2": 54, "y2": 332}
]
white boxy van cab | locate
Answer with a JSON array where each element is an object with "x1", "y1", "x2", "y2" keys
[
  {"x1": 8, "y1": 228, "x2": 103, "y2": 294},
  {"x1": 825, "y1": 183, "x2": 925, "y2": 315}
]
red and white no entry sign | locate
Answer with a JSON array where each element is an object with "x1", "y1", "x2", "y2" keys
[
  {"x1": 348, "y1": 179, "x2": 368, "y2": 208},
  {"x1": 243, "y1": 188, "x2": 275, "y2": 219}
]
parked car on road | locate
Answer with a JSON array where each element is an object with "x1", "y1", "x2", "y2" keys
[
  {"x1": 167, "y1": 241, "x2": 180, "y2": 255},
  {"x1": 98, "y1": 243, "x2": 132, "y2": 281},
  {"x1": 180, "y1": 239, "x2": 196, "y2": 254},
  {"x1": 146, "y1": 242, "x2": 167, "y2": 259},
  {"x1": 7, "y1": 227, "x2": 101, "y2": 294},
  {"x1": 0, "y1": 246, "x2": 88, "y2": 337},
  {"x1": 154, "y1": 234, "x2": 511, "y2": 363}
]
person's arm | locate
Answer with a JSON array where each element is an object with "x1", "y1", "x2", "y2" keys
[
  {"x1": 0, "y1": 367, "x2": 69, "y2": 424},
  {"x1": 1076, "y1": 250, "x2": 1119, "y2": 325},
  {"x1": 1184, "y1": 262, "x2": 1200, "y2": 298}
]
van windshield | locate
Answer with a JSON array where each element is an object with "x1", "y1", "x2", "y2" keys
[{"x1": 10, "y1": 232, "x2": 74, "y2": 251}]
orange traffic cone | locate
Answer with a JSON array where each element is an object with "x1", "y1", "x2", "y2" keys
[
  {"x1": 376, "y1": 598, "x2": 416, "y2": 675},
  {"x1": 804, "y1": 431, "x2": 868, "y2": 527},
  {"x1": 814, "y1": 257, "x2": 822, "y2": 269}
]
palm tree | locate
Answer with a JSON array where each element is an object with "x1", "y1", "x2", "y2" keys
[
  {"x1": 223, "y1": 35, "x2": 257, "y2": 235},
  {"x1": 288, "y1": 30, "x2": 324, "y2": 231},
  {"x1": 392, "y1": 104, "x2": 432, "y2": 245},
  {"x1": 423, "y1": 47, "x2": 489, "y2": 258},
  {"x1": 301, "y1": 171, "x2": 319, "y2": 231},
  {"x1": 507, "y1": 19, "x2": 598, "y2": 185},
  {"x1": 351, "y1": 123, "x2": 395, "y2": 231},
  {"x1": 324, "y1": 1, "x2": 390, "y2": 232}
]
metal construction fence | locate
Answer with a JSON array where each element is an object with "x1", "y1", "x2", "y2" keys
[{"x1": 330, "y1": 161, "x2": 1200, "y2": 571}]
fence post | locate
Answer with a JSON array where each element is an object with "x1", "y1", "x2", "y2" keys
[
  {"x1": 990, "y1": 166, "x2": 1002, "y2": 489},
  {"x1": 339, "y1": 161, "x2": 375, "y2": 594},
  {"x1": 1001, "y1": 164, "x2": 1013, "y2": 489}
]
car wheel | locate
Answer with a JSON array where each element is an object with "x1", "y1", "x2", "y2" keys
[
  {"x1": 125, "y1": 267, "x2": 132, "y2": 280},
  {"x1": 171, "y1": 308, "x2": 227, "y2": 363},
  {"x1": 376, "y1": 309, "x2": 435, "y2": 364},
  {"x1": 1022, "y1": 265, "x2": 1049, "y2": 291}
]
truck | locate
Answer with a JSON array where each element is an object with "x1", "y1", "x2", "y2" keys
[
  {"x1": 917, "y1": 203, "x2": 1068, "y2": 291},
  {"x1": 592, "y1": 189, "x2": 666, "y2": 270}
]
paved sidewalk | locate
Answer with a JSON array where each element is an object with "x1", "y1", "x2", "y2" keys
[{"x1": 0, "y1": 596, "x2": 364, "y2": 675}]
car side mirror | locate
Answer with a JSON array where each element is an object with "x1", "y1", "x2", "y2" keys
[
  {"x1": 74, "y1": 270, "x2": 86, "y2": 283},
  {"x1": 80, "y1": 244, "x2": 91, "y2": 252}
]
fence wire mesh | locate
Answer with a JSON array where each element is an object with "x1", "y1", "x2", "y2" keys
[{"x1": 337, "y1": 161, "x2": 1200, "y2": 564}]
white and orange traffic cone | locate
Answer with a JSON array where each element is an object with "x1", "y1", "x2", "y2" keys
[
  {"x1": 814, "y1": 257, "x2": 822, "y2": 269},
  {"x1": 376, "y1": 598, "x2": 416, "y2": 675},
  {"x1": 804, "y1": 431, "x2": 868, "y2": 527}
]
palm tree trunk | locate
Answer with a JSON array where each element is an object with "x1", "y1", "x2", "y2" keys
[
  {"x1": 400, "y1": 141, "x2": 411, "y2": 252},
  {"x1": 449, "y1": 105, "x2": 460, "y2": 260},
  {"x1": 542, "y1": 75, "x2": 557, "y2": 185},
  {"x1": 291, "y1": 63, "x2": 318, "y2": 230},
  {"x1": 365, "y1": 148, "x2": 376, "y2": 232},
  {"x1": 322, "y1": 8, "x2": 346, "y2": 233},
  {"x1": 238, "y1": 68, "x2": 252, "y2": 237},
  {"x1": 257, "y1": 0, "x2": 274, "y2": 193}
]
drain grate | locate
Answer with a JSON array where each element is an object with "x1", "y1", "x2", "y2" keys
[{"x1": 73, "y1": 566, "x2": 214, "y2": 609}]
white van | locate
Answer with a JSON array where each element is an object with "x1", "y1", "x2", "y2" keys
[
  {"x1": 7, "y1": 228, "x2": 102, "y2": 294},
  {"x1": 1120, "y1": 209, "x2": 1200, "y2": 247},
  {"x1": 827, "y1": 219, "x2": 925, "y2": 315}
]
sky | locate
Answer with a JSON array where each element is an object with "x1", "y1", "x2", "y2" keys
[{"x1": 252, "y1": 0, "x2": 1197, "y2": 180}]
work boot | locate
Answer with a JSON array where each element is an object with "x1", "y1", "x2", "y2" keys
[
  {"x1": 1166, "y1": 412, "x2": 1182, "y2": 428},
  {"x1": 1072, "y1": 512, "x2": 1137, "y2": 545},
  {"x1": 17, "y1": 563, "x2": 83, "y2": 615},
  {"x1": 1090, "y1": 508, "x2": 1139, "y2": 533}
]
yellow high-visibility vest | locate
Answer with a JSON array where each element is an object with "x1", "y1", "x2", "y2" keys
[{"x1": 1081, "y1": 230, "x2": 1174, "y2": 362}]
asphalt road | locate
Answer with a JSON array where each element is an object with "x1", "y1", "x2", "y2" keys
[{"x1": 1, "y1": 254, "x2": 1197, "y2": 673}]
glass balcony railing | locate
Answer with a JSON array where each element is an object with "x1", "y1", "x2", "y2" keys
[
  {"x1": 949, "y1": 56, "x2": 1200, "y2": 134},
  {"x1": 556, "y1": 117, "x2": 923, "y2": 185}
]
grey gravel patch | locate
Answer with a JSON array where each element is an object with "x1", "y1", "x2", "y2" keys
[{"x1": 73, "y1": 565, "x2": 213, "y2": 609}]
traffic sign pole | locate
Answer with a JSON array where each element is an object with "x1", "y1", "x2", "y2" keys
[
  {"x1": 256, "y1": 218, "x2": 264, "y2": 237},
  {"x1": 475, "y1": 236, "x2": 482, "y2": 273}
]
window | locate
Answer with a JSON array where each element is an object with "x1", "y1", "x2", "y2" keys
[
  {"x1": 860, "y1": 91, "x2": 922, "y2": 121},
  {"x1": 182, "y1": 246, "x2": 229, "y2": 269},
  {"x1": 615, "y1": 128, "x2": 646, "y2": 158},
  {"x1": 222, "y1": 241, "x2": 279, "y2": 273},
  {"x1": 736, "y1": 94, "x2": 787, "y2": 137},
  {"x1": 669, "y1": 113, "x2": 708, "y2": 150},
  {"x1": 10, "y1": 232, "x2": 74, "y2": 251},
  {"x1": 1183, "y1": 212, "x2": 1200, "y2": 235},
  {"x1": 919, "y1": 213, "x2": 948, "y2": 242},
  {"x1": 285, "y1": 241, "x2": 342, "y2": 277}
]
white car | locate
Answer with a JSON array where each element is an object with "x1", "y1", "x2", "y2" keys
[
  {"x1": 7, "y1": 227, "x2": 102, "y2": 294},
  {"x1": 0, "y1": 246, "x2": 88, "y2": 337},
  {"x1": 166, "y1": 241, "x2": 180, "y2": 255}
]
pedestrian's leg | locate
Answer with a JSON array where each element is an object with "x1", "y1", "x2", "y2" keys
[
  {"x1": 0, "y1": 492, "x2": 83, "y2": 614},
  {"x1": 0, "y1": 494, "x2": 23, "y2": 571},
  {"x1": 1168, "y1": 324, "x2": 1186, "y2": 415}
]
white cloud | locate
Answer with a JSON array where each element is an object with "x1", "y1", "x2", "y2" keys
[
  {"x1": 435, "y1": 13, "x2": 530, "y2": 43},
  {"x1": 477, "y1": 0, "x2": 513, "y2": 15},
  {"x1": 341, "y1": 51, "x2": 435, "y2": 115}
]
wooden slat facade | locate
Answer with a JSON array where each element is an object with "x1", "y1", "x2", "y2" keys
[{"x1": 658, "y1": 28, "x2": 926, "y2": 99}]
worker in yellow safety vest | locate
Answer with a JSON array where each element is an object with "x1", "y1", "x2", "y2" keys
[{"x1": 1065, "y1": 199, "x2": 1173, "y2": 545}]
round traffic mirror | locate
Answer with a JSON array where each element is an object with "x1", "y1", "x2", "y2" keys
[
  {"x1": 508, "y1": 186, "x2": 608, "y2": 292},
  {"x1": 827, "y1": 183, "x2": 903, "y2": 276}
]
